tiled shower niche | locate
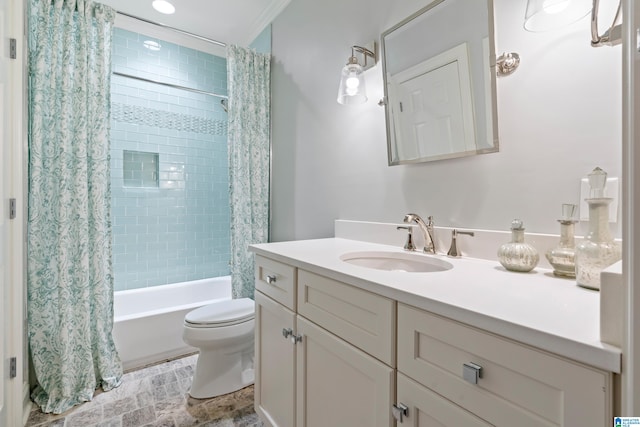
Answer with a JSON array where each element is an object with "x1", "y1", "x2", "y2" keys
[
  {"x1": 110, "y1": 28, "x2": 229, "y2": 291},
  {"x1": 123, "y1": 150, "x2": 159, "y2": 188}
]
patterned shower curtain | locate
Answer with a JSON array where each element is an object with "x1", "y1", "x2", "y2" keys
[
  {"x1": 27, "y1": 0, "x2": 122, "y2": 414},
  {"x1": 227, "y1": 45, "x2": 271, "y2": 299}
]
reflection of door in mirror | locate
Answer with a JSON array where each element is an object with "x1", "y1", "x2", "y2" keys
[
  {"x1": 382, "y1": 0, "x2": 498, "y2": 165},
  {"x1": 391, "y1": 43, "x2": 476, "y2": 161}
]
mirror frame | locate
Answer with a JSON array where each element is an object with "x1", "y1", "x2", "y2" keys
[{"x1": 381, "y1": 0, "x2": 499, "y2": 166}]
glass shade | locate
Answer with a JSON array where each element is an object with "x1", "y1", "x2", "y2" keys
[
  {"x1": 524, "y1": 0, "x2": 591, "y2": 32},
  {"x1": 152, "y1": 0, "x2": 175, "y2": 15},
  {"x1": 337, "y1": 62, "x2": 367, "y2": 105}
]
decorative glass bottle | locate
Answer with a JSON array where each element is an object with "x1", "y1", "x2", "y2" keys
[
  {"x1": 498, "y1": 219, "x2": 539, "y2": 273},
  {"x1": 575, "y1": 167, "x2": 621, "y2": 290},
  {"x1": 545, "y1": 204, "x2": 578, "y2": 278}
]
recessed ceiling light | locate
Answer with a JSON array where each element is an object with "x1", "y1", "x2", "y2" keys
[
  {"x1": 143, "y1": 40, "x2": 162, "y2": 51},
  {"x1": 152, "y1": 0, "x2": 175, "y2": 14}
]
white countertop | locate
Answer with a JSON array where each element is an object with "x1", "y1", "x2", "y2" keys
[{"x1": 250, "y1": 237, "x2": 622, "y2": 373}]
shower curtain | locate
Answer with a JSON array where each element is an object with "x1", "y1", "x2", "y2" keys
[
  {"x1": 27, "y1": 0, "x2": 122, "y2": 414},
  {"x1": 227, "y1": 45, "x2": 271, "y2": 299}
]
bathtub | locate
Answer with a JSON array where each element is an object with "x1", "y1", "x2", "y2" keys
[{"x1": 112, "y1": 276, "x2": 231, "y2": 371}]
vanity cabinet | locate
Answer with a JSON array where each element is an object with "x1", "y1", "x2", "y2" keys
[
  {"x1": 396, "y1": 303, "x2": 613, "y2": 426},
  {"x1": 254, "y1": 254, "x2": 613, "y2": 427},
  {"x1": 254, "y1": 256, "x2": 395, "y2": 427}
]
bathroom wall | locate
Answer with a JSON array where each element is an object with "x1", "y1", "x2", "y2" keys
[
  {"x1": 110, "y1": 28, "x2": 229, "y2": 291},
  {"x1": 251, "y1": 25, "x2": 272, "y2": 54},
  {"x1": 269, "y1": 0, "x2": 622, "y2": 241}
]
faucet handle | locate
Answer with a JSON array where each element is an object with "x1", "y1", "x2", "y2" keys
[
  {"x1": 447, "y1": 229, "x2": 475, "y2": 257},
  {"x1": 397, "y1": 226, "x2": 416, "y2": 251}
]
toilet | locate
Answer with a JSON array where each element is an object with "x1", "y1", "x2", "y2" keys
[{"x1": 182, "y1": 298, "x2": 255, "y2": 399}]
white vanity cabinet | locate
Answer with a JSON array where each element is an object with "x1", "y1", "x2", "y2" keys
[
  {"x1": 396, "y1": 303, "x2": 614, "y2": 426},
  {"x1": 254, "y1": 255, "x2": 395, "y2": 427},
  {"x1": 253, "y1": 253, "x2": 614, "y2": 427}
]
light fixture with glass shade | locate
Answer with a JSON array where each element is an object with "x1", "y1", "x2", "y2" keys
[
  {"x1": 524, "y1": 0, "x2": 592, "y2": 32},
  {"x1": 337, "y1": 45, "x2": 376, "y2": 105},
  {"x1": 152, "y1": 0, "x2": 175, "y2": 15},
  {"x1": 523, "y1": 0, "x2": 621, "y2": 46}
]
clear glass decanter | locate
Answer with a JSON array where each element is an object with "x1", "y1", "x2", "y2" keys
[
  {"x1": 498, "y1": 219, "x2": 539, "y2": 273},
  {"x1": 575, "y1": 167, "x2": 621, "y2": 290},
  {"x1": 545, "y1": 204, "x2": 578, "y2": 278}
]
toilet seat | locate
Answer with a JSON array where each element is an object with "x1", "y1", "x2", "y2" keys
[{"x1": 185, "y1": 298, "x2": 254, "y2": 328}]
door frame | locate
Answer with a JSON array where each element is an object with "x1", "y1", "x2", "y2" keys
[
  {"x1": 3, "y1": 0, "x2": 27, "y2": 424},
  {"x1": 622, "y1": 0, "x2": 640, "y2": 416}
]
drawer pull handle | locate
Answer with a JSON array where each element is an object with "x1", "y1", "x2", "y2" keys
[
  {"x1": 266, "y1": 274, "x2": 277, "y2": 284},
  {"x1": 282, "y1": 328, "x2": 293, "y2": 339},
  {"x1": 392, "y1": 403, "x2": 409, "y2": 422},
  {"x1": 463, "y1": 362, "x2": 483, "y2": 385}
]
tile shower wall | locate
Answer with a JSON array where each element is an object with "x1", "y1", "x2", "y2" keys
[{"x1": 110, "y1": 28, "x2": 229, "y2": 291}]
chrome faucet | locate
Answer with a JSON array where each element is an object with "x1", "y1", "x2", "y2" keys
[{"x1": 403, "y1": 213, "x2": 436, "y2": 254}]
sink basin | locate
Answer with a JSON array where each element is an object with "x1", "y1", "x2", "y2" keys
[{"x1": 340, "y1": 251, "x2": 453, "y2": 273}]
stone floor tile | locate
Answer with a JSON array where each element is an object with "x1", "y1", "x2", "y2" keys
[
  {"x1": 151, "y1": 385, "x2": 169, "y2": 403},
  {"x1": 96, "y1": 417, "x2": 123, "y2": 427},
  {"x1": 154, "y1": 396, "x2": 188, "y2": 420},
  {"x1": 171, "y1": 410, "x2": 201, "y2": 427},
  {"x1": 122, "y1": 405, "x2": 156, "y2": 427},
  {"x1": 136, "y1": 390, "x2": 155, "y2": 408},
  {"x1": 150, "y1": 371, "x2": 179, "y2": 388},
  {"x1": 28, "y1": 418, "x2": 66, "y2": 427},
  {"x1": 164, "y1": 381, "x2": 185, "y2": 400},
  {"x1": 65, "y1": 405, "x2": 104, "y2": 427},
  {"x1": 103, "y1": 395, "x2": 139, "y2": 419},
  {"x1": 173, "y1": 365, "x2": 194, "y2": 381},
  {"x1": 25, "y1": 355, "x2": 262, "y2": 427},
  {"x1": 143, "y1": 415, "x2": 177, "y2": 427}
]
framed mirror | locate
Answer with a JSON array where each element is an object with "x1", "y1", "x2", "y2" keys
[{"x1": 381, "y1": 0, "x2": 499, "y2": 165}]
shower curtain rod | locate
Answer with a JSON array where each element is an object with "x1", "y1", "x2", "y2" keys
[
  {"x1": 112, "y1": 71, "x2": 229, "y2": 99},
  {"x1": 116, "y1": 11, "x2": 227, "y2": 47}
]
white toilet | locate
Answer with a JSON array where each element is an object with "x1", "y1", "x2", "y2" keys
[{"x1": 182, "y1": 298, "x2": 255, "y2": 399}]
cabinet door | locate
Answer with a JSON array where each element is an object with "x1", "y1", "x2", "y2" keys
[
  {"x1": 296, "y1": 316, "x2": 394, "y2": 427},
  {"x1": 255, "y1": 291, "x2": 296, "y2": 427},
  {"x1": 396, "y1": 372, "x2": 492, "y2": 427}
]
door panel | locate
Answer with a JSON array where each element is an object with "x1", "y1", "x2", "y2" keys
[
  {"x1": 254, "y1": 291, "x2": 296, "y2": 427},
  {"x1": 296, "y1": 316, "x2": 394, "y2": 427}
]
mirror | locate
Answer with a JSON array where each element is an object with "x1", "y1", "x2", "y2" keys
[{"x1": 381, "y1": 0, "x2": 499, "y2": 165}]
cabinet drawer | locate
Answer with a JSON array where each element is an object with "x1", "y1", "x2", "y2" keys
[
  {"x1": 297, "y1": 269, "x2": 395, "y2": 366},
  {"x1": 398, "y1": 303, "x2": 612, "y2": 427},
  {"x1": 255, "y1": 255, "x2": 296, "y2": 310}
]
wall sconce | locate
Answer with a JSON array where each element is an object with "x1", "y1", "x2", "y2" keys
[
  {"x1": 591, "y1": 0, "x2": 621, "y2": 47},
  {"x1": 337, "y1": 44, "x2": 377, "y2": 105},
  {"x1": 496, "y1": 52, "x2": 521, "y2": 76},
  {"x1": 524, "y1": 0, "x2": 591, "y2": 32},
  {"x1": 523, "y1": 0, "x2": 621, "y2": 47}
]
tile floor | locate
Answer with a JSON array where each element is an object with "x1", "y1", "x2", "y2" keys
[{"x1": 25, "y1": 354, "x2": 263, "y2": 427}]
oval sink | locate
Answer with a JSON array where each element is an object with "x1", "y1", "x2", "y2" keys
[{"x1": 340, "y1": 251, "x2": 453, "y2": 273}]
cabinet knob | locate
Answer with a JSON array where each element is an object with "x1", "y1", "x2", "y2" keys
[
  {"x1": 282, "y1": 328, "x2": 293, "y2": 339},
  {"x1": 392, "y1": 403, "x2": 409, "y2": 422},
  {"x1": 462, "y1": 362, "x2": 483, "y2": 385},
  {"x1": 291, "y1": 334, "x2": 303, "y2": 344},
  {"x1": 266, "y1": 274, "x2": 277, "y2": 284}
]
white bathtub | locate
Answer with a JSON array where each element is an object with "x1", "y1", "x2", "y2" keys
[{"x1": 113, "y1": 276, "x2": 231, "y2": 371}]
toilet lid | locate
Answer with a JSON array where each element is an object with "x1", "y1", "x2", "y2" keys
[{"x1": 185, "y1": 298, "x2": 255, "y2": 327}]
